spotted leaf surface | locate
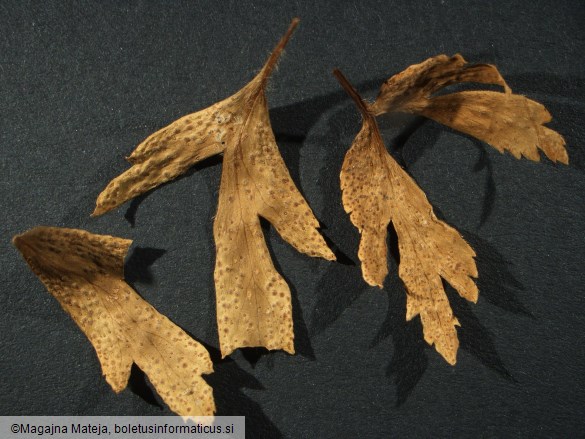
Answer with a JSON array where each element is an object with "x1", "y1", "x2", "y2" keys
[
  {"x1": 93, "y1": 19, "x2": 335, "y2": 357},
  {"x1": 335, "y1": 70, "x2": 477, "y2": 364},
  {"x1": 13, "y1": 226, "x2": 215, "y2": 416},
  {"x1": 370, "y1": 54, "x2": 568, "y2": 164}
]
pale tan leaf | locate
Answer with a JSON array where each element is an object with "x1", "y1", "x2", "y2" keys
[
  {"x1": 214, "y1": 90, "x2": 336, "y2": 357},
  {"x1": 92, "y1": 87, "x2": 245, "y2": 216},
  {"x1": 417, "y1": 91, "x2": 568, "y2": 163},
  {"x1": 336, "y1": 69, "x2": 477, "y2": 364},
  {"x1": 93, "y1": 19, "x2": 335, "y2": 357},
  {"x1": 370, "y1": 53, "x2": 510, "y2": 115},
  {"x1": 13, "y1": 226, "x2": 215, "y2": 416},
  {"x1": 369, "y1": 54, "x2": 568, "y2": 164}
]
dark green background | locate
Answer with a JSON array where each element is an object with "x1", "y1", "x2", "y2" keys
[{"x1": 2, "y1": 1, "x2": 584, "y2": 437}]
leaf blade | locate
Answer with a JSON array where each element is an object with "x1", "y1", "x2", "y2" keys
[
  {"x1": 92, "y1": 93, "x2": 246, "y2": 216},
  {"x1": 93, "y1": 19, "x2": 333, "y2": 357},
  {"x1": 418, "y1": 91, "x2": 568, "y2": 163},
  {"x1": 337, "y1": 70, "x2": 478, "y2": 364},
  {"x1": 213, "y1": 75, "x2": 333, "y2": 358},
  {"x1": 370, "y1": 53, "x2": 568, "y2": 164},
  {"x1": 13, "y1": 226, "x2": 215, "y2": 416}
]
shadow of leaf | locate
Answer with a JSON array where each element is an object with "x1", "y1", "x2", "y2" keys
[
  {"x1": 124, "y1": 246, "x2": 167, "y2": 286},
  {"x1": 119, "y1": 247, "x2": 167, "y2": 406},
  {"x1": 109, "y1": 70, "x2": 572, "y2": 411},
  {"x1": 471, "y1": 139, "x2": 498, "y2": 226},
  {"x1": 446, "y1": 282, "x2": 515, "y2": 381},
  {"x1": 239, "y1": 347, "x2": 276, "y2": 369},
  {"x1": 367, "y1": 224, "x2": 428, "y2": 405},
  {"x1": 309, "y1": 261, "x2": 367, "y2": 338},
  {"x1": 464, "y1": 232, "x2": 531, "y2": 317},
  {"x1": 299, "y1": 72, "x2": 549, "y2": 404},
  {"x1": 123, "y1": 154, "x2": 222, "y2": 227},
  {"x1": 369, "y1": 275, "x2": 429, "y2": 406},
  {"x1": 260, "y1": 218, "x2": 316, "y2": 362},
  {"x1": 127, "y1": 364, "x2": 163, "y2": 410},
  {"x1": 203, "y1": 345, "x2": 284, "y2": 439}
]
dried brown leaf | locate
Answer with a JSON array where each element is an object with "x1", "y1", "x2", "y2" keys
[
  {"x1": 369, "y1": 54, "x2": 568, "y2": 164},
  {"x1": 13, "y1": 226, "x2": 215, "y2": 416},
  {"x1": 92, "y1": 19, "x2": 335, "y2": 357},
  {"x1": 335, "y1": 70, "x2": 478, "y2": 365}
]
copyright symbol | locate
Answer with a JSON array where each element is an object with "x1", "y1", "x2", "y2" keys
[{"x1": 11, "y1": 424, "x2": 19, "y2": 433}]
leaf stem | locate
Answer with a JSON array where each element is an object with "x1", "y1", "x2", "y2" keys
[
  {"x1": 261, "y1": 18, "x2": 300, "y2": 82},
  {"x1": 333, "y1": 69, "x2": 371, "y2": 117}
]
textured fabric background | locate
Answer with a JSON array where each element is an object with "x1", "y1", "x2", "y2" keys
[{"x1": 1, "y1": 1, "x2": 584, "y2": 437}]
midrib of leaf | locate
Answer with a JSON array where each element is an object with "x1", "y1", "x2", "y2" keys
[
  {"x1": 369, "y1": 118, "x2": 443, "y2": 298},
  {"x1": 216, "y1": 21, "x2": 301, "y2": 344},
  {"x1": 90, "y1": 278, "x2": 209, "y2": 414}
]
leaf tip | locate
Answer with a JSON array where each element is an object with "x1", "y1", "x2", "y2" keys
[
  {"x1": 322, "y1": 247, "x2": 337, "y2": 262},
  {"x1": 290, "y1": 17, "x2": 301, "y2": 27},
  {"x1": 445, "y1": 354, "x2": 457, "y2": 366},
  {"x1": 106, "y1": 377, "x2": 128, "y2": 394},
  {"x1": 434, "y1": 337, "x2": 458, "y2": 366},
  {"x1": 557, "y1": 149, "x2": 569, "y2": 165},
  {"x1": 363, "y1": 274, "x2": 384, "y2": 289},
  {"x1": 11, "y1": 233, "x2": 22, "y2": 248},
  {"x1": 12, "y1": 226, "x2": 45, "y2": 251},
  {"x1": 91, "y1": 201, "x2": 108, "y2": 217}
]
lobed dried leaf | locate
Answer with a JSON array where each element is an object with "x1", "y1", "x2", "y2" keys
[
  {"x1": 335, "y1": 69, "x2": 478, "y2": 364},
  {"x1": 92, "y1": 19, "x2": 335, "y2": 357},
  {"x1": 336, "y1": 53, "x2": 568, "y2": 363},
  {"x1": 13, "y1": 226, "x2": 215, "y2": 416},
  {"x1": 370, "y1": 54, "x2": 568, "y2": 164}
]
